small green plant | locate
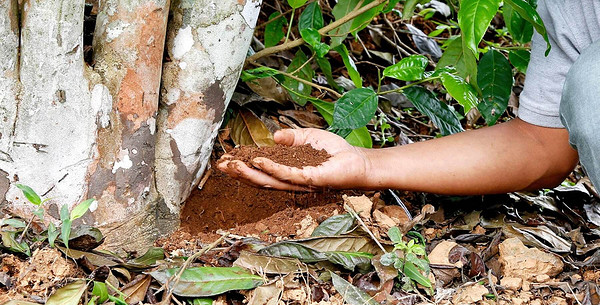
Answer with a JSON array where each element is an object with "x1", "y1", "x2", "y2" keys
[
  {"x1": 380, "y1": 227, "x2": 432, "y2": 293},
  {"x1": 16, "y1": 183, "x2": 95, "y2": 249}
]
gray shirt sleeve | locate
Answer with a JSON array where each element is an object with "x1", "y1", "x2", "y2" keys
[{"x1": 517, "y1": 0, "x2": 595, "y2": 128}]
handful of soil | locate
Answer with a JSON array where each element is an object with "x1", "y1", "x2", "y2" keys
[{"x1": 227, "y1": 144, "x2": 331, "y2": 168}]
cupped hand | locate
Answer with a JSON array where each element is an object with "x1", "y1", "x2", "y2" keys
[{"x1": 217, "y1": 128, "x2": 372, "y2": 191}]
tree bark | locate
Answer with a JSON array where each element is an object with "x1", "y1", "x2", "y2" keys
[{"x1": 0, "y1": 0, "x2": 261, "y2": 252}]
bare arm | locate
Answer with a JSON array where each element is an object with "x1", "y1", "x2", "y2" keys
[{"x1": 218, "y1": 118, "x2": 579, "y2": 195}]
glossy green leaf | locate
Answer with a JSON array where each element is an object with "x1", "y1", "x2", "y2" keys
[
  {"x1": 331, "y1": 88, "x2": 377, "y2": 130},
  {"x1": 440, "y1": 72, "x2": 479, "y2": 113},
  {"x1": 288, "y1": 0, "x2": 308, "y2": 9},
  {"x1": 348, "y1": 0, "x2": 385, "y2": 36},
  {"x1": 504, "y1": 0, "x2": 551, "y2": 55},
  {"x1": 325, "y1": 251, "x2": 373, "y2": 271},
  {"x1": 240, "y1": 67, "x2": 280, "y2": 82},
  {"x1": 16, "y1": 184, "x2": 41, "y2": 205},
  {"x1": 503, "y1": 3, "x2": 533, "y2": 43},
  {"x1": 264, "y1": 12, "x2": 287, "y2": 48},
  {"x1": 312, "y1": 214, "x2": 356, "y2": 237},
  {"x1": 403, "y1": 261, "x2": 432, "y2": 288},
  {"x1": 258, "y1": 241, "x2": 327, "y2": 262},
  {"x1": 92, "y1": 281, "x2": 109, "y2": 303},
  {"x1": 127, "y1": 247, "x2": 165, "y2": 268},
  {"x1": 345, "y1": 127, "x2": 372, "y2": 148},
  {"x1": 329, "y1": 0, "x2": 383, "y2": 48},
  {"x1": 330, "y1": 272, "x2": 379, "y2": 305},
  {"x1": 477, "y1": 50, "x2": 513, "y2": 125},
  {"x1": 191, "y1": 298, "x2": 214, "y2": 305},
  {"x1": 300, "y1": 28, "x2": 330, "y2": 57},
  {"x1": 283, "y1": 50, "x2": 314, "y2": 106},
  {"x1": 46, "y1": 280, "x2": 87, "y2": 305},
  {"x1": 315, "y1": 57, "x2": 342, "y2": 92},
  {"x1": 334, "y1": 45, "x2": 362, "y2": 88},
  {"x1": 70, "y1": 199, "x2": 94, "y2": 220},
  {"x1": 383, "y1": 55, "x2": 429, "y2": 81},
  {"x1": 383, "y1": 0, "x2": 401, "y2": 13},
  {"x1": 436, "y1": 36, "x2": 478, "y2": 80},
  {"x1": 403, "y1": 86, "x2": 464, "y2": 136},
  {"x1": 509, "y1": 49, "x2": 531, "y2": 73},
  {"x1": 311, "y1": 100, "x2": 371, "y2": 147},
  {"x1": 298, "y1": 2, "x2": 324, "y2": 31},
  {"x1": 150, "y1": 267, "x2": 263, "y2": 297},
  {"x1": 458, "y1": 0, "x2": 502, "y2": 57}
]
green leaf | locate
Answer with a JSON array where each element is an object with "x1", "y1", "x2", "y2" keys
[
  {"x1": 150, "y1": 267, "x2": 264, "y2": 297},
  {"x1": 298, "y1": 236, "x2": 382, "y2": 254},
  {"x1": 127, "y1": 247, "x2": 165, "y2": 268},
  {"x1": 16, "y1": 184, "x2": 41, "y2": 205},
  {"x1": 315, "y1": 57, "x2": 342, "y2": 92},
  {"x1": 241, "y1": 67, "x2": 280, "y2": 82},
  {"x1": 383, "y1": 55, "x2": 429, "y2": 81},
  {"x1": 283, "y1": 50, "x2": 315, "y2": 106},
  {"x1": 298, "y1": 2, "x2": 324, "y2": 31},
  {"x1": 402, "y1": 262, "x2": 432, "y2": 288},
  {"x1": 311, "y1": 99, "x2": 371, "y2": 147},
  {"x1": 458, "y1": 0, "x2": 502, "y2": 57},
  {"x1": 437, "y1": 36, "x2": 478, "y2": 80},
  {"x1": 344, "y1": 126, "x2": 372, "y2": 148},
  {"x1": 388, "y1": 227, "x2": 403, "y2": 244},
  {"x1": 264, "y1": 12, "x2": 287, "y2": 48},
  {"x1": 334, "y1": 45, "x2": 362, "y2": 88},
  {"x1": 383, "y1": 0, "x2": 401, "y2": 13},
  {"x1": 1, "y1": 218, "x2": 26, "y2": 228},
  {"x1": 348, "y1": 0, "x2": 385, "y2": 36},
  {"x1": 0, "y1": 231, "x2": 31, "y2": 256},
  {"x1": 509, "y1": 49, "x2": 531, "y2": 73},
  {"x1": 330, "y1": 271, "x2": 379, "y2": 305},
  {"x1": 504, "y1": 0, "x2": 551, "y2": 55},
  {"x1": 405, "y1": 253, "x2": 430, "y2": 273},
  {"x1": 92, "y1": 281, "x2": 109, "y2": 303},
  {"x1": 46, "y1": 280, "x2": 87, "y2": 305},
  {"x1": 61, "y1": 219, "x2": 72, "y2": 249},
  {"x1": 503, "y1": 2, "x2": 533, "y2": 43},
  {"x1": 401, "y1": 0, "x2": 429, "y2": 20},
  {"x1": 403, "y1": 86, "x2": 464, "y2": 135},
  {"x1": 331, "y1": 88, "x2": 377, "y2": 130},
  {"x1": 325, "y1": 251, "x2": 373, "y2": 272},
  {"x1": 48, "y1": 222, "x2": 59, "y2": 248},
  {"x1": 191, "y1": 298, "x2": 214, "y2": 305},
  {"x1": 60, "y1": 203, "x2": 70, "y2": 222},
  {"x1": 329, "y1": 0, "x2": 383, "y2": 48},
  {"x1": 107, "y1": 295, "x2": 128, "y2": 305},
  {"x1": 311, "y1": 214, "x2": 356, "y2": 237},
  {"x1": 70, "y1": 199, "x2": 95, "y2": 220},
  {"x1": 440, "y1": 72, "x2": 479, "y2": 113},
  {"x1": 288, "y1": 0, "x2": 308, "y2": 9},
  {"x1": 477, "y1": 50, "x2": 513, "y2": 125},
  {"x1": 300, "y1": 28, "x2": 330, "y2": 57},
  {"x1": 32, "y1": 207, "x2": 44, "y2": 220},
  {"x1": 258, "y1": 241, "x2": 327, "y2": 262}
]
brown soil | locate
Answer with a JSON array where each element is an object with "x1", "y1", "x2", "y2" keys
[
  {"x1": 227, "y1": 144, "x2": 330, "y2": 168},
  {"x1": 173, "y1": 160, "x2": 355, "y2": 245}
]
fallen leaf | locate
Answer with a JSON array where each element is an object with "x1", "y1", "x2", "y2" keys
[
  {"x1": 499, "y1": 238, "x2": 564, "y2": 281},
  {"x1": 57, "y1": 246, "x2": 120, "y2": 267},
  {"x1": 330, "y1": 272, "x2": 379, "y2": 305},
  {"x1": 229, "y1": 109, "x2": 275, "y2": 147},
  {"x1": 122, "y1": 274, "x2": 151, "y2": 304},
  {"x1": 67, "y1": 225, "x2": 104, "y2": 251},
  {"x1": 373, "y1": 210, "x2": 396, "y2": 230},
  {"x1": 343, "y1": 195, "x2": 373, "y2": 221},
  {"x1": 233, "y1": 250, "x2": 304, "y2": 274},
  {"x1": 46, "y1": 280, "x2": 87, "y2": 305},
  {"x1": 451, "y1": 283, "x2": 489, "y2": 304},
  {"x1": 149, "y1": 267, "x2": 264, "y2": 297},
  {"x1": 311, "y1": 214, "x2": 356, "y2": 237},
  {"x1": 428, "y1": 241, "x2": 459, "y2": 267}
]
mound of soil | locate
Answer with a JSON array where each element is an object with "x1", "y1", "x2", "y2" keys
[
  {"x1": 227, "y1": 144, "x2": 330, "y2": 168},
  {"x1": 178, "y1": 166, "x2": 347, "y2": 241}
]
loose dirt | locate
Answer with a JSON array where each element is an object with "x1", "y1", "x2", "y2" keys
[
  {"x1": 174, "y1": 165, "x2": 350, "y2": 245},
  {"x1": 226, "y1": 144, "x2": 331, "y2": 168}
]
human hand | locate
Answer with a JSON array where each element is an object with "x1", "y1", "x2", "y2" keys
[{"x1": 217, "y1": 128, "x2": 372, "y2": 191}]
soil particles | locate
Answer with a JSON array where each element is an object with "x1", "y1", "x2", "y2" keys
[
  {"x1": 226, "y1": 144, "x2": 331, "y2": 168},
  {"x1": 178, "y1": 163, "x2": 351, "y2": 243}
]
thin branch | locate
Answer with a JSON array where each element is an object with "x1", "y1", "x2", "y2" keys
[
  {"x1": 246, "y1": 0, "x2": 389, "y2": 64},
  {"x1": 271, "y1": 65, "x2": 342, "y2": 98}
]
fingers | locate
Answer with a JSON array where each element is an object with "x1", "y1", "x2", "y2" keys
[
  {"x1": 217, "y1": 160, "x2": 315, "y2": 192},
  {"x1": 274, "y1": 128, "x2": 320, "y2": 147},
  {"x1": 252, "y1": 157, "x2": 321, "y2": 187}
]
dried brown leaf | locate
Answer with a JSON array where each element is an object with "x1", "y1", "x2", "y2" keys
[{"x1": 229, "y1": 109, "x2": 275, "y2": 147}]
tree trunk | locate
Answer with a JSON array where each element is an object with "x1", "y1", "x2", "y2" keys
[{"x1": 0, "y1": 0, "x2": 261, "y2": 252}]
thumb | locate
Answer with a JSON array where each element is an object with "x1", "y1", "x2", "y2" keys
[{"x1": 274, "y1": 128, "x2": 307, "y2": 146}]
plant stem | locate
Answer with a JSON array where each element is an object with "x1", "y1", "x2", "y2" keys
[
  {"x1": 484, "y1": 41, "x2": 530, "y2": 51},
  {"x1": 246, "y1": 0, "x2": 388, "y2": 64},
  {"x1": 284, "y1": 8, "x2": 295, "y2": 43},
  {"x1": 378, "y1": 76, "x2": 441, "y2": 95},
  {"x1": 344, "y1": 203, "x2": 387, "y2": 253},
  {"x1": 272, "y1": 65, "x2": 342, "y2": 98}
]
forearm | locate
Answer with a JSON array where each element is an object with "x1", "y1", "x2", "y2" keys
[{"x1": 363, "y1": 119, "x2": 579, "y2": 195}]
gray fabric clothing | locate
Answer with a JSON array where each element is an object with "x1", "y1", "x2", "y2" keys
[
  {"x1": 560, "y1": 38, "x2": 600, "y2": 189},
  {"x1": 518, "y1": 0, "x2": 600, "y2": 128}
]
